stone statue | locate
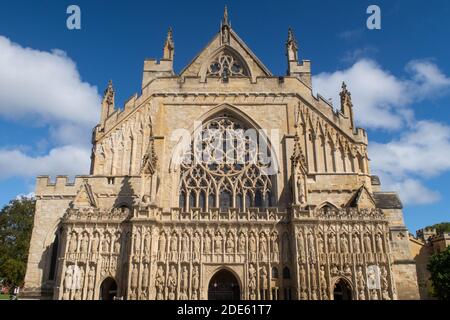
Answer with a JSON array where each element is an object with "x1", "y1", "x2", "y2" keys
[
  {"x1": 214, "y1": 233, "x2": 223, "y2": 254},
  {"x1": 87, "y1": 265, "x2": 95, "y2": 299},
  {"x1": 226, "y1": 234, "x2": 235, "y2": 254},
  {"x1": 364, "y1": 234, "x2": 372, "y2": 253},
  {"x1": 353, "y1": 235, "x2": 361, "y2": 253},
  {"x1": 170, "y1": 234, "x2": 178, "y2": 260},
  {"x1": 249, "y1": 234, "x2": 257, "y2": 261},
  {"x1": 299, "y1": 265, "x2": 307, "y2": 289},
  {"x1": 191, "y1": 266, "x2": 199, "y2": 300},
  {"x1": 102, "y1": 234, "x2": 110, "y2": 253},
  {"x1": 142, "y1": 264, "x2": 149, "y2": 289},
  {"x1": 297, "y1": 233, "x2": 305, "y2": 258},
  {"x1": 340, "y1": 235, "x2": 349, "y2": 254},
  {"x1": 260, "y1": 267, "x2": 268, "y2": 290},
  {"x1": 297, "y1": 173, "x2": 306, "y2": 204},
  {"x1": 167, "y1": 265, "x2": 177, "y2": 300},
  {"x1": 91, "y1": 234, "x2": 99, "y2": 254},
  {"x1": 307, "y1": 233, "x2": 316, "y2": 260},
  {"x1": 180, "y1": 265, "x2": 189, "y2": 300},
  {"x1": 155, "y1": 265, "x2": 165, "y2": 300},
  {"x1": 248, "y1": 264, "x2": 256, "y2": 300},
  {"x1": 238, "y1": 233, "x2": 246, "y2": 254},
  {"x1": 357, "y1": 266, "x2": 365, "y2": 289},
  {"x1": 328, "y1": 234, "x2": 336, "y2": 252},
  {"x1": 193, "y1": 233, "x2": 201, "y2": 261},
  {"x1": 134, "y1": 233, "x2": 141, "y2": 254},
  {"x1": 114, "y1": 233, "x2": 121, "y2": 254},
  {"x1": 376, "y1": 234, "x2": 384, "y2": 253},
  {"x1": 64, "y1": 265, "x2": 74, "y2": 295},
  {"x1": 204, "y1": 233, "x2": 212, "y2": 254},
  {"x1": 181, "y1": 233, "x2": 189, "y2": 260},
  {"x1": 131, "y1": 264, "x2": 138, "y2": 290},
  {"x1": 144, "y1": 234, "x2": 151, "y2": 255},
  {"x1": 318, "y1": 235, "x2": 324, "y2": 254},
  {"x1": 259, "y1": 235, "x2": 267, "y2": 261},
  {"x1": 272, "y1": 235, "x2": 279, "y2": 261},
  {"x1": 80, "y1": 234, "x2": 89, "y2": 253},
  {"x1": 319, "y1": 265, "x2": 327, "y2": 289},
  {"x1": 68, "y1": 233, "x2": 77, "y2": 253}
]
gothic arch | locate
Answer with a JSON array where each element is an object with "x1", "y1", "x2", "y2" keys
[
  {"x1": 317, "y1": 201, "x2": 339, "y2": 211},
  {"x1": 331, "y1": 277, "x2": 354, "y2": 301},
  {"x1": 207, "y1": 266, "x2": 242, "y2": 300},
  {"x1": 199, "y1": 45, "x2": 252, "y2": 81}
]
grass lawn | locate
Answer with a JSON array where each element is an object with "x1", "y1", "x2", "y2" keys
[{"x1": 0, "y1": 293, "x2": 12, "y2": 300}]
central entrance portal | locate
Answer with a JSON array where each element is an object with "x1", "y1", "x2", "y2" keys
[{"x1": 208, "y1": 269, "x2": 240, "y2": 300}]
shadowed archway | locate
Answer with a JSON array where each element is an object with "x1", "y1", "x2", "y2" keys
[
  {"x1": 208, "y1": 269, "x2": 240, "y2": 300},
  {"x1": 333, "y1": 278, "x2": 353, "y2": 300},
  {"x1": 100, "y1": 277, "x2": 117, "y2": 300}
]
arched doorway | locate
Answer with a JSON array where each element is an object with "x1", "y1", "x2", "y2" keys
[
  {"x1": 208, "y1": 269, "x2": 240, "y2": 300},
  {"x1": 333, "y1": 279, "x2": 352, "y2": 300},
  {"x1": 100, "y1": 277, "x2": 117, "y2": 300}
]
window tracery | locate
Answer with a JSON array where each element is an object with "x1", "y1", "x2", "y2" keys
[
  {"x1": 179, "y1": 116, "x2": 274, "y2": 212},
  {"x1": 207, "y1": 51, "x2": 249, "y2": 77}
]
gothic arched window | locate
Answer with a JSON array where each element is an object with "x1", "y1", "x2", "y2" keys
[
  {"x1": 207, "y1": 51, "x2": 250, "y2": 78},
  {"x1": 283, "y1": 267, "x2": 291, "y2": 279},
  {"x1": 179, "y1": 115, "x2": 274, "y2": 212}
]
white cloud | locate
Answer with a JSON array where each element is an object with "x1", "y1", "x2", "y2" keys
[
  {"x1": 313, "y1": 59, "x2": 450, "y2": 130},
  {"x1": 370, "y1": 120, "x2": 450, "y2": 205},
  {"x1": 0, "y1": 145, "x2": 91, "y2": 179},
  {"x1": 0, "y1": 35, "x2": 101, "y2": 180},
  {"x1": 0, "y1": 35, "x2": 101, "y2": 146}
]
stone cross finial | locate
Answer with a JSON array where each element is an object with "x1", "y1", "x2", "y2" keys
[{"x1": 223, "y1": 6, "x2": 229, "y2": 26}]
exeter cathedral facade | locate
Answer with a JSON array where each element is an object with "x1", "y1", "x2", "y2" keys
[{"x1": 22, "y1": 9, "x2": 420, "y2": 300}]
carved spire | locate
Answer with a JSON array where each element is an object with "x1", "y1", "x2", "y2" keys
[
  {"x1": 141, "y1": 128, "x2": 158, "y2": 175},
  {"x1": 286, "y1": 27, "x2": 298, "y2": 62},
  {"x1": 100, "y1": 80, "x2": 115, "y2": 124},
  {"x1": 163, "y1": 27, "x2": 174, "y2": 60},
  {"x1": 340, "y1": 81, "x2": 354, "y2": 130},
  {"x1": 220, "y1": 6, "x2": 231, "y2": 45},
  {"x1": 291, "y1": 132, "x2": 307, "y2": 170},
  {"x1": 223, "y1": 6, "x2": 230, "y2": 27}
]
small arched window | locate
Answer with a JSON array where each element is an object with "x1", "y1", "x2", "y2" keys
[
  {"x1": 283, "y1": 267, "x2": 291, "y2": 279},
  {"x1": 199, "y1": 191, "x2": 206, "y2": 212},
  {"x1": 189, "y1": 191, "x2": 196, "y2": 209},
  {"x1": 272, "y1": 267, "x2": 279, "y2": 279},
  {"x1": 220, "y1": 191, "x2": 232, "y2": 212},
  {"x1": 208, "y1": 193, "x2": 216, "y2": 209}
]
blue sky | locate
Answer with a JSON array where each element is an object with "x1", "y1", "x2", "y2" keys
[{"x1": 0, "y1": 0, "x2": 449, "y2": 232}]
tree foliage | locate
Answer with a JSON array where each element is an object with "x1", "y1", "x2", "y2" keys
[
  {"x1": 428, "y1": 222, "x2": 450, "y2": 234},
  {"x1": 428, "y1": 246, "x2": 450, "y2": 300},
  {"x1": 0, "y1": 197, "x2": 35, "y2": 287}
]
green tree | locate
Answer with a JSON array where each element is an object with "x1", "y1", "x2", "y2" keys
[
  {"x1": 430, "y1": 222, "x2": 450, "y2": 234},
  {"x1": 428, "y1": 246, "x2": 450, "y2": 300},
  {"x1": 0, "y1": 197, "x2": 35, "y2": 287}
]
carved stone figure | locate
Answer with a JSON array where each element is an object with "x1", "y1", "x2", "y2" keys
[
  {"x1": 91, "y1": 233, "x2": 99, "y2": 254},
  {"x1": 204, "y1": 233, "x2": 212, "y2": 254},
  {"x1": 249, "y1": 233, "x2": 257, "y2": 261},
  {"x1": 193, "y1": 233, "x2": 201, "y2": 261},
  {"x1": 134, "y1": 233, "x2": 141, "y2": 254},
  {"x1": 260, "y1": 267, "x2": 268, "y2": 290},
  {"x1": 68, "y1": 233, "x2": 77, "y2": 253},
  {"x1": 328, "y1": 234, "x2": 336, "y2": 252},
  {"x1": 155, "y1": 265, "x2": 165, "y2": 300},
  {"x1": 214, "y1": 232, "x2": 223, "y2": 254},
  {"x1": 180, "y1": 265, "x2": 189, "y2": 299},
  {"x1": 297, "y1": 232, "x2": 305, "y2": 258},
  {"x1": 259, "y1": 235, "x2": 268, "y2": 261},
  {"x1": 319, "y1": 265, "x2": 327, "y2": 289},
  {"x1": 191, "y1": 266, "x2": 200, "y2": 300},
  {"x1": 167, "y1": 265, "x2": 177, "y2": 300},
  {"x1": 353, "y1": 234, "x2": 361, "y2": 253},
  {"x1": 248, "y1": 264, "x2": 257, "y2": 300},
  {"x1": 114, "y1": 233, "x2": 121, "y2": 254},
  {"x1": 238, "y1": 233, "x2": 246, "y2": 254},
  {"x1": 318, "y1": 234, "x2": 324, "y2": 254},
  {"x1": 87, "y1": 265, "x2": 95, "y2": 299},
  {"x1": 144, "y1": 234, "x2": 151, "y2": 255},
  {"x1": 226, "y1": 233, "x2": 235, "y2": 254},
  {"x1": 357, "y1": 266, "x2": 365, "y2": 290},
  {"x1": 364, "y1": 234, "x2": 372, "y2": 253},
  {"x1": 340, "y1": 235, "x2": 349, "y2": 254},
  {"x1": 299, "y1": 264, "x2": 307, "y2": 289},
  {"x1": 142, "y1": 264, "x2": 149, "y2": 289},
  {"x1": 307, "y1": 233, "x2": 316, "y2": 260},
  {"x1": 376, "y1": 234, "x2": 384, "y2": 253},
  {"x1": 80, "y1": 234, "x2": 89, "y2": 253},
  {"x1": 131, "y1": 264, "x2": 138, "y2": 290},
  {"x1": 64, "y1": 265, "x2": 74, "y2": 297},
  {"x1": 102, "y1": 234, "x2": 111, "y2": 253},
  {"x1": 170, "y1": 234, "x2": 178, "y2": 260}
]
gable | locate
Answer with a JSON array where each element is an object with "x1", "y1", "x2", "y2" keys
[
  {"x1": 346, "y1": 185, "x2": 376, "y2": 209},
  {"x1": 72, "y1": 179, "x2": 98, "y2": 208},
  {"x1": 180, "y1": 29, "x2": 272, "y2": 81}
]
